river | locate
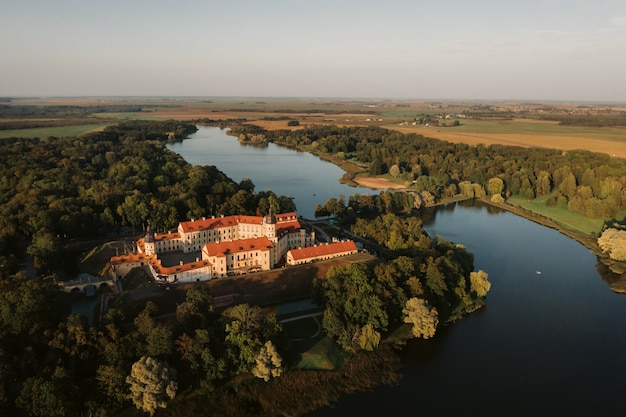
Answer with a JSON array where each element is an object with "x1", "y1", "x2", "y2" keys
[
  {"x1": 170, "y1": 127, "x2": 626, "y2": 416},
  {"x1": 166, "y1": 126, "x2": 357, "y2": 219}
]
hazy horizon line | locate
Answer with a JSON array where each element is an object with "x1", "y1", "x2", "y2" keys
[{"x1": 3, "y1": 95, "x2": 626, "y2": 105}]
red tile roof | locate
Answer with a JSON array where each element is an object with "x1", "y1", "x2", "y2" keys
[
  {"x1": 111, "y1": 252, "x2": 211, "y2": 275},
  {"x1": 179, "y1": 216, "x2": 240, "y2": 233},
  {"x1": 203, "y1": 236, "x2": 273, "y2": 258},
  {"x1": 178, "y1": 213, "x2": 301, "y2": 234},
  {"x1": 276, "y1": 220, "x2": 302, "y2": 236},
  {"x1": 110, "y1": 252, "x2": 149, "y2": 265},
  {"x1": 154, "y1": 232, "x2": 180, "y2": 241},
  {"x1": 276, "y1": 212, "x2": 298, "y2": 222},
  {"x1": 288, "y1": 241, "x2": 357, "y2": 261},
  {"x1": 150, "y1": 258, "x2": 212, "y2": 275}
]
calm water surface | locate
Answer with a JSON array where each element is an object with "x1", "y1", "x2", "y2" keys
[
  {"x1": 309, "y1": 201, "x2": 626, "y2": 417},
  {"x1": 169, "y1": 127, "x2": 626, "y2": 416},
  {"x1": 167, "y1": 126, "x2": 357, "y2": 219}
]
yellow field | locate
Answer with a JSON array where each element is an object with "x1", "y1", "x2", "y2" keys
[{"x1": 387, "y1": 118, "x2": 626, "y2": 158}]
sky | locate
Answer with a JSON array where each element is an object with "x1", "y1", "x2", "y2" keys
[{"x1": 1, "y1": 0, "x2": 626, "y2": 101}]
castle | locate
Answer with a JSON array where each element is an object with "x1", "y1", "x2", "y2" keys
[{"x1": 109, "y1": 211, "x2": 357, "y2": 284}]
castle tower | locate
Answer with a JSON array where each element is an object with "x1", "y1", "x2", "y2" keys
[
  {"x1": 144, "y1": 225, "x2": 156, "y2": 256},
  {"x1": 263, "y1": 207, "x2": 276, "y2": 239}
]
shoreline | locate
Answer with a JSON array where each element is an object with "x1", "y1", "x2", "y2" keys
[
  {"x1": 478, "y1": 198, "x2": 626, "y2": 293},
  {"x1": 219, "y1": 131, "x2": 626, "y2": 293}
]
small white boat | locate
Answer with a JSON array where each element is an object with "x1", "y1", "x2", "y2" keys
[{"x1": 536, "y1": 270, "x2": 542, "y2": 275}]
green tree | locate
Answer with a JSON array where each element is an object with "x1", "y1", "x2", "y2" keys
[
  {"x1": 535, "y1": 171, "x2": 551, "y2": 197},
  {"x1": 96, "y1": 364, "x2": 128, "y2": 407},
  {"x1": 177, "y1": 329, "x2": 226, "y2": 391},
  {"x1": 145, "y1": 325, "x2": 174, "y2": 358},
  {"x1": 16, "y1": 368, "x2": 77, "y2": 417},
  {"x1": 26, "y1": 231, "x2": 60, "y2": 274},
  {"x1": 369, "y1": 156, "x2": 385, "y2": 175},
  {"x1": 559, "y1": 172, "x2": 577, "y2": 198},
  {"x1": 221, "y1": 304, "x2": 283, "y2": 374},
  {"x1": 126, "y1": 356, "x2": 178, "y2": 416},
  {"x1": 176, "y1": 285, "x2": 213, "y2": 329},
  {"x1": 357, "y1": 323, "x2": 381, "y2": 351},
  {"x1": 315, "y1": 264, "x2": 389, "y2": 351},
  {"x1": 0, "y1": 272, "x2": 51, "y2": 338}
]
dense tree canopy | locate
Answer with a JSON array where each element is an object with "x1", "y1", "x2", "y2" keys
[
  {"x1": 314, "y1": 212, "x2": 491, "y2": 352},
  {"x1": 0, "y1": 120, "x2": 295, "y2": 275},
  {"x1": 0, "y1": 119, "x2": 516, "y2": 415},
  {"x1": 261, "y1": 124, "x2": 626, "y2": 220}
]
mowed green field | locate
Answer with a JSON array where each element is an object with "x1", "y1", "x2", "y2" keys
[
  {"x1": 507, "y1": 195, "x2": 609, "y2": 235},
  {"x1": 0, "y1": 123, "x2": 110, "y2": 139}
]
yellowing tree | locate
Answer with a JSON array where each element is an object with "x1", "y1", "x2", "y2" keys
[
  {"x1": 126, "y1": 356, "x2": 177, "y2": 416},
  {"x1": 598, "y1": 228, "x2": 626, "y2": 261},
  {"x1": 252, "y1": 340, "x2": 284, "y2": 382},
  {"x1": 403, "y1": 298, "x2": 438, "y2": 339},
  {"x1": 469, "y1": 270, "x2": 491, "y2": 298},
  {"x1": 358, "y1": 323, "x2": 381, "y2": 351}
]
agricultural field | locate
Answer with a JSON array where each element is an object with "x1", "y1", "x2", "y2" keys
[
  {"x1": 4, "y1": 97, "x2": 626, "y2": 158},
  {"x1": 0, "y1": 123, "x2": 110, "y2": 139},
  {"x1": 389, "y1": 118, "x2": 626, "y2": 159}
]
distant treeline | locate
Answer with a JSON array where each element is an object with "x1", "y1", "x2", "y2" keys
[
  {"x1": 552, "y1": 113, "x2": 626, "y2": 127},
  {"x1": 0, "y1": 118, "x2": 109, "y2": 130},
  {"x1": 455, "y1": 105, "x2": 626, "y2": 127},
  {"x1": 0, "y1": 104, "x2": 145, "y2": 119}
]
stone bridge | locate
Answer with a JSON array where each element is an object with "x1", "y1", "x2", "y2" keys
[{"x1": 59, "y1": 273, "x2": 117, "y2": 296}]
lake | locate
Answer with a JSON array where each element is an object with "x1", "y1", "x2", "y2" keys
[
  {"x1": 308, "y1": 200, "x2": 626, "y2": 417},
  {"x1": 170, "y1": 126, "x2": 626, "y2": 417},
  {"x1": 167, "y1": 126, "x2": 358, "y2": 219}
]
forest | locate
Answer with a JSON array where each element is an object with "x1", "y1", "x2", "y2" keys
[
  {"x1": 0, "y1": 120, "x2": 295, "y2": 277},
  {"x1": 0, "y1": 120, "x2": 490, "y2": 416},
  {"x1": 240, "y1": 124, "x2": 626, "y2": 221}
]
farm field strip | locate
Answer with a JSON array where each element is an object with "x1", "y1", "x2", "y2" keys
[{"x1": 0, "y1": 124, "x2": 110, "y2": 139}]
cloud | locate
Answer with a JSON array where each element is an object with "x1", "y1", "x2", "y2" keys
[{"x1": 610, "y1": 17, "x2": 626, "y2": 26}]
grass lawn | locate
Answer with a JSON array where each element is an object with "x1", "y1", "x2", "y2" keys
[
  {"x1": 295, "y1": 336, "x2": 347, "y2": 370},
  {"x1": 0, "y1": 124, "x2": 110, "y2": 139},
  {"x1": 506, "y1": 195, "x2": 608, "y2": 235}
]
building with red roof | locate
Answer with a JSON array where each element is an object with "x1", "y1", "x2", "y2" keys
[
  {"x1": 202, "y1": 236, "x2": 274, "y2": 278},
  {"x1": 286, "y1": 240, "x2": 358, "y2": 266},
  {"x1": 110, "y1": 210, "x2": 316, "y2": 283}
]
